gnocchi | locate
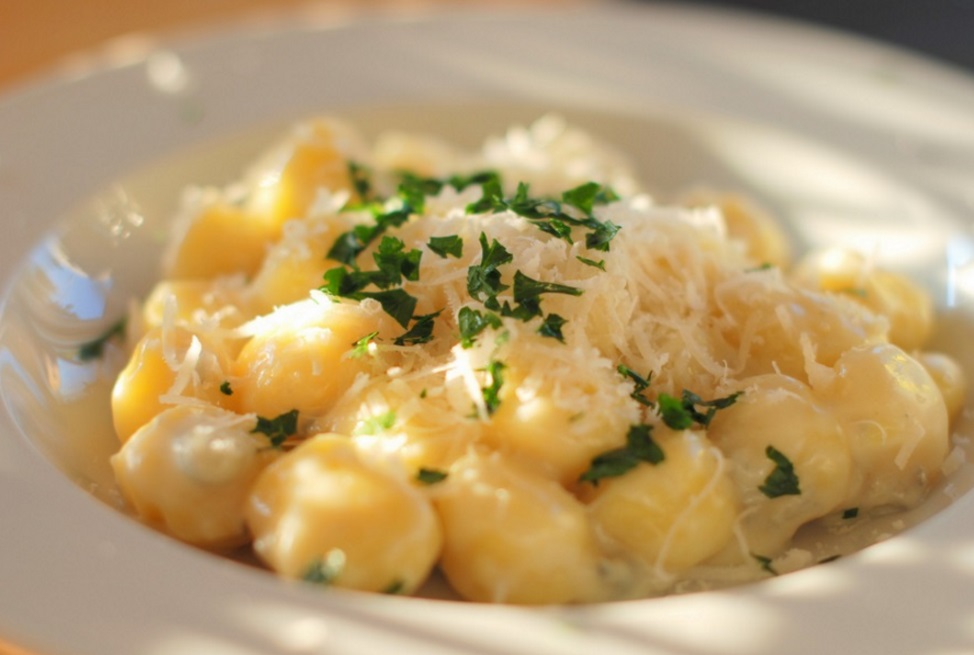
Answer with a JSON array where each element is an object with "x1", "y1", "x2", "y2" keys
[{"x1": 104, "y1": 115, "x2": 966, "y2": 603}]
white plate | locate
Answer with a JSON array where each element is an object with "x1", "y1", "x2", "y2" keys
[{"x1": 4, "y1": 3, "x2": 974, "y2": 654}]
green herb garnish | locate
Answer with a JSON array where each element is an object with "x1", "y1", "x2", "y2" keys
[
  {"x1": 753, "y1": 553, "x2": 778, "y2": 575},
  {"x1": 252, "y1": 409, "x2": 300, "y2": 448},
  {"x1": 394, "y1": 311, "x2": 441, "y2": 346},
  {"x1": 302, "y1": 549, "x2": 346, "y2": 585},
  {"x1": 657, "y1": 390, "x2": 742, "y2": 429},
  {"x1": 350, "y1": 331, "x2": 380, "y2": 358},
  {"x1": 416, "y1": 467, "x2": 449, "y2": 485},
  {"x1": 481, "y1": 359, "x2": 506, "y2": 416},
  {"x1": 759, "y1": 445, "x2": 801, "y2": 498},
  {"x1": 427, "y1": 234, "x2": 463, "y2": 259},
  {"x1": 457, "y1": 306, "x2": 502, "y2": 348},
  {"x1": 466, "y1": 233, "x2": 513, "y2": 306},
  {"x1": 355, "y1": 410, "x2": 397, "y2": 436},
  {"x1": 78, "y1": 318, "x2": 126, "y2": 361},
  {"x1": 579, "y1": 424, "x2": 664, "y2": 485}
]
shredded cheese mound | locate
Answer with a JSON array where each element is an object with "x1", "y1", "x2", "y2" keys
[{"x1": 107, "y1": 115, "x2": 965, "y2": 604}]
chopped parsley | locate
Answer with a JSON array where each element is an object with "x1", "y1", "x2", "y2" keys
[
  {"x1": 302, "y1": 549, "x2": 346, "y2": 585},
  {"x1": 466, "y1": 233, "x2": 513, "y2": 307},
  {"x1": 511, "y1": 270, "x2": 582, "y2": 313},
  {"x1": 576, "y1": 255, "x2": 606, "y2": 271},
  {"x1": 457, "y1": 306, "x2": 502, "y2": 348},
  {"x1": 383, "y1": 580, "x2": 406, "y2": 595},
  {"x1": 219, "y1": 380, "x2": 233, "y2": 396},
  {"x1": 752, "y1": 553, "x2": 778, "y2": 575},
  {"x1": 355, "y1": 410, "x2": 397, "y2": 436},
  {"x1": 416, "y1": 467, "x2": 448, "y2": 485},
  {"x1": 427, "y1": 234, "x2": 463, "y2": 259},
  {"x1": 78, "y1": 318, "x2": 126, "y2": 361},
  {"x1": 394, "y1": 311, "x2": 441, "y2": 346},
  {"x1": 579, "y1": 424, "x2": 664, "y2": 485},
  {"x1": 537, "y1": 313, "x2": 568, "y2": 342},
  {"x1": 346, "y1": 161, "x2": 375, "y2": 202},
  {"x1": 480, "y1": 359, "x2": 506, "y2": 416},
  {"x1": 349, "y1": 331, "x2": 380, "y2": 358},
  {"x1": 657, "y1": 390, "x2": 742, "y2": 430},
  {"x1": 842, "y1": 507, "x2": 859, "y2": 520},
  {"x1": 759, "y1": 445, "x2": 801, "y2": 498},
  {"x1": 466, "y1": 180, "x2": 622, "y2": 253},
  {"x1": 252, "y1": 409, "x2": 300, "y2": 448},
  {"x1": 321, "y1": 267, "x2": 418, "y2": 328},
  {"x1": 618, "y1": 365, "x2": 653, "y2": 406}
]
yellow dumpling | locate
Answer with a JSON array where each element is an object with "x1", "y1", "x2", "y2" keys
[
  {"x1": 816, "y1": 343, "x2": 950, "y2": 509},
  {"x1": 434, "y1": 449, "x2": 608, "y2": 604},
  {"x1": 584, "y1": 428, "x2": 740, "y2": 576},
  {"x1": 712, "y1": 272, "x2": 888, "y2": 382},
  {"x1": 246, "y1": 433, "x2": 442, "y2": 594},
  {"x1": 141, "y1": 277, "x2": 252, "y2": 335},
  {"x1": 707, "y1": 374, "x2": 853, "y2": 561},
  {"x1": 679, "y1": 188, "x2": 791, "y2": 269},
  {"x1": 246, "y1": 212, "x2": 357, "y2": 316},
  {"x1": 111, "y1": 325, "x2": 234, "y2": 443},
  {"x1": 232, "y1": 296, "x2": 394, "y2": 420},
  {"x1": 245, "y1": 117, "x2": 366, "y2": 225},
  {"x1": 111, "y1": 404, "x2": 279, "y2": 549},
  {"x1": 916, "y1": 351, "x2": 967, "y2": 422},
  {"x1": 163, "y1": 198, "x2": 280, "y2": 281},
  {"x1": 790, "y1": 248, "x2": 934, "y2": 351},
  {"x1": 327, "y1": 376, "x2": 484, "y2": 476},
  {"x1": 477, "y1": 329, "x2": 641, "y2": 485}
]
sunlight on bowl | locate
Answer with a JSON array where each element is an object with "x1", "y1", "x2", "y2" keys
[{"x1": 3, "y1": 102, "x2": 974, "y2": 622}]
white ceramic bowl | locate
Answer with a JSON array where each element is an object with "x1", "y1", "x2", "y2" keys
[{"x1": 4, "y1": 4, "x2": 974, "y2": 654}]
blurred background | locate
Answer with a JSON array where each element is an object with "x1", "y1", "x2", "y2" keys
[
  {"x1": 677, "y1": 0, "x2": 974, "y2": 72},
  {"x1": 2, "y1": 0, "x2": 974, "y2": 90}
]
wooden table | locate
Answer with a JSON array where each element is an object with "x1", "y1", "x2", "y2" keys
[
  {"x1": 0, "y1": 0, "x2": 579, "y2": 90},
  {"x1": 0, "y1": 1, "x2": 588, "y2": 653}
]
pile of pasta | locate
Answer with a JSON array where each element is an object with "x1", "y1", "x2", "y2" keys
[{"x1": 108, "y1": 115, "x2": 966, "y2": 603}]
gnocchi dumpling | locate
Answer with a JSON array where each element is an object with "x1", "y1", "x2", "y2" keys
[
  {"x1": 584, "y1": 428, "x2": 741, "y2": 577},
  {"x1": 246, "y1": 433, "x2": 442, "y2": 594},
  {"x1": 435, "y1": 450, "x2": 608, "y2": 604},
  {"x1": 706, "y1": 374, "x2": 853, "y2": 561},
  {"x1": 232, "y1": 296, "x2": 396, "y2": 420},
  {"x1": 790, "y1": 248, "x2": 934, "y2": 351},
  {"x1": 478, "y1": 329, "x2": 641, "y2": 485},
  {"x1": 111, "y1": 404, "x2": 278, "y2": 549},
  {"x1": 816, "y1": 343, "x2": 950, "y2": 509},
  {"x1": 111, "y1": 325, "x2": 234, "y2": 443}
]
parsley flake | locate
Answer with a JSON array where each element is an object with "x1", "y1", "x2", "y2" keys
[
  {"x1": 457, "y1": 306, "x2": 502, "y2": 348},
  {"x1": 752, "y1": 553, "x2": 778, "y2": 575},
  {"x1": 759, "y1": 446, "x2": 801, "y2": 498},
  {"x1": 252, "y1": 409, "x2": 300, "y2": 448},
  {"x1": 466, "y1": 233, "x2": 513, "y2": 306},
  {"x1": 481, "y1": 359, "x2": 506, "y2": 416},
  {"x1": 576, "y1": 255, "x2": 606, "y2": 271},
  {"x1": 350, "y1": 331, "x2": 379, "y2": 358},
  {"x1": 416, "y1": 467, "x2": 448, "y2": 485},
  {"x1": 219, "y1": 380, "x2": 233, "y2": 396},
  {"x1": 617, "y1": 365, "x2": 653, "y2": 406},
  {"x1": 302, "y1": 549, "x2": 346, "y2": 586},
  {"x1": 657, "y1": 390, "x2": 742, "y2": 429},
  {"x1": 394, "y1": 311, "x2": 441, "y2": 346},
  {"x1": 78, "y1": 318, "x2": 126, "y2": 361},
  {"x1": 355, "y1": 410, "x2": 397, "y2": 436},
  {"x1": 427, "y1": 234, "x2": 463, "y2": 259},
  {"x1": 537, "y1": 313, "x2": 568, "y2": 342},
  {"x1": 579, "y1": 424, "x2": 664, "y2": 485}
]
